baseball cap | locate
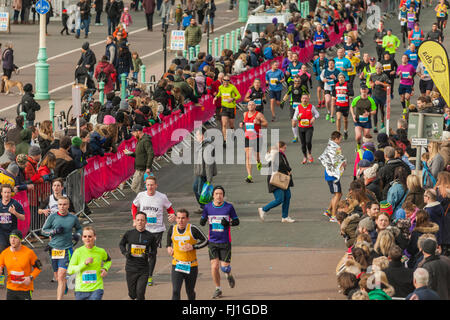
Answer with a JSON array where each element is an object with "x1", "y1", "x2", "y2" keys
[{"x1": 131, "y1": 124, "x2": 143, "y2": 132}]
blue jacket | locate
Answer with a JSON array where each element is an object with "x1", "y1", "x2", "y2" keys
[
  {"x1": 313, "y1": 57, "x2": 329, "y2": 81},
  {"x1": 387, "y1": 182, "x2": 408, "y2": 217},
  {"x1": 405, "y1": 286, "x2": 440, "y2": 300},
  {"x1": 424, "y1": 202, "x2": 444, "y2": 244},
  {"x1": 88, "y1": 131, "x2": 107, "y2": 157}
]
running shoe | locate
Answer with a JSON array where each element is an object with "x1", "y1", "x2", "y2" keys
[
  {"x1": 381, "y1": 123, "x2": 385, "y2": 129},
  {"x1": 281, "y1": 217, "x2": 295, "y2": 223},
  {"x1": 64, "y1": 284, "x2": 68, "y2": 295},
  {"x1": 329, "y1": 216, "x2": 338, "y2": 223},
  {"x1": 330, "y1": 117, "x2": 335, "y2": 123},
  {"x1": 326, "y1": 113, "x2": 330, "y2": 121},
  {"x1": 292, "y1": 137, "x2": 298, "y2": 143},
  {"x1": 212, "y1": 288, "x2": 223, "y2": 299},
  {"x1": 373, "y1": 127, "x2": 378, "y2": 133},
  {"x1": 245, "y1": 176, "x2": 253, "y2": 183},
  {"x1": 226, "y1": 273, "x2": 236, "y2": 288},
  {"x1": 344, "y1": 131, "x2": 348, "y2": 140},
  {"x1": 148, "y1": 277, "x2": 153, "y2": 286},
  {"x1": 323, "y1": 210, "x2": 331, "y2": 218},
  {"x1": 257, "y1": 162, "x2": 262, "y2": 171},
  {"x1": 308, "y1": 156, "x2": 314, "y2": 163},
  {"x1": 302, "y1": 158, "x2": 307, "y2": 164},
  {"x1": 258, "y1": 208, "x2": 266, "y2": 222}
]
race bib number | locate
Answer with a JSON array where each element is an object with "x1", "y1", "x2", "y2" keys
[
  {"x1": 424, "y1": 68, "x2": 429, "y2": 75},
  {"x1": 291, "y1": 69, "x2": 299, "y2": 76},
  {"x1": 292, "y1": 102, "x2": 300, "y2": 109},
  {"x1": 245, "y1": 123, "x2": 255, "y2": 132},
  {"x1": 335, "y1": 61, "x2": 343, "y2": 69},
  {"x1": 254, "y1": 99, "x2": 262, "y2": 106},
  {"x1": 337, "y1": 94, "x2": 347, "y2": 102},
  {"x1": 131, "y1": 244, "x2": 146, "y2": 258},
  {"x1": 316, "y1": 38, "x2": 324, "y2": 44},
  {"x1": 211, "y1": 218, "x2": 225, "y2": 232},
  {"x1": 440, "y1": 12, "x2": 445, "y2": 17},
  {"x1": 359, "y1": 116, "x2": 369, "y2": 123},
  {"x1": 270, "y1": 78, "x2": 278, "y2": 85},
  {"x1": 146, "y1": 215, "x2": 157, "y2": 225},
  {"x1": 10, "y1": 271, "x2": 24, "y2": 284},
  {"x1": 300, "y1": 119, "x2": 310, "y2": 126},
  {"x1": 383, "y1": 64, "x2": 391, "y2": 71},
  {"x1": 402, "y1": 72, "x2": 410, "y2": 79},
  {"x1": 355, "y1": 51, "x2": 361, "y2": 58},
  {"x1": 0, "y1": 213, "x2": 12, "y2": 224},
  {"x1": 82, "y1": 270, "x2": 97, "y2": 284},
  {"x1": 409, "y1": 53, "x2": 417, "y2": 60},
  {"x1": 52, "y1": 249, "x2": 66, "y2": 260},
  {"x1": 175, "y1": 261, "x2": 191, "y2": 274}
]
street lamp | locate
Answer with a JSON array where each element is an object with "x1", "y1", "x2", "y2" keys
[
  {"x1": 206, "y1": 0, "x2": 211, "y2": 55},
  {"x1": 162, "y1": 21, "x2": 168, "y2": 74},
  {"x1": 35, "y1": 1, "x2": 50, "y2": 100}
]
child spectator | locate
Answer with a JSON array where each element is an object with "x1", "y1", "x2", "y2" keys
[
  {"x1": 120, "y1": 7, "x2": 133, "y2": 31},
  {"x1": 60, "y1": 8, "x2": 69, "y2": 35},
  {"x1": 132, "y1": 52, "x2": 143, "y2": 80}
]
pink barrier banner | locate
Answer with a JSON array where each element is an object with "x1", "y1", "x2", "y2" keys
[
  {"x1": 83, "y1": 21, "x2": 347, "y2": 203},
  {"x1": 13, "y1": 191, "x2": 31, "y2": 236}
]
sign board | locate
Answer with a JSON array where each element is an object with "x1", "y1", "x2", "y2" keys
[
  {"x1": 170, "y1": 30, "x2": 185, "y2": 51},
  {"x1": 411, "y1": 138, "x2": 428, "y2": 147},
  {"x1": 35, "y1": 0, "x2": 50, "y2": 15},
  {"x1": 0, "y1": 12, "x2": 9, "y2": 33},
  {"x1": 407, "y1": 113, "x2": 444, "y2": 141}
]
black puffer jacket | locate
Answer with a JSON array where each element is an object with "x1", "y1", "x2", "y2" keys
[{"x1": 21, "y1": 92, "x2": 41, "y2": 122}]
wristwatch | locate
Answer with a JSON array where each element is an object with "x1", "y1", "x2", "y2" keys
[{"x1": 29, "y1": 275, "x2": 34, "y2": 281}]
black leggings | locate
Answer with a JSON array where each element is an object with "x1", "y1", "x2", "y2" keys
[
  {"x1": 171, "y1": 265, "x2": 198, "y2": 300},
  {"x1": 299, "y1": 127, "x2": 314, "y2": 157},
  {"x1": 126, "y1": 270, "x2": 149, "y2": 300},
  {"x1": 437, "y1": 17, "x2": 446, "y2": 31},
  {"x1": 401, "y1": 25, "x2": 408, "y2": 44},
  {"x1": 149, "y1": 232, "x2": 163, "y2": 277},
  {"x1": 373, "y1": 100, "x2": 385, "y2": 127}
]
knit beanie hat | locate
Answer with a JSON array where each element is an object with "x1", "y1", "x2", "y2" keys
[
  {"x1": 112, "y1": 96, "x2": 122, "y2": 107},
  {"x1": 377, "y1": 133, "x2": 388, "y2": 144},
  {"x1": 358, "y1": 217, "x2": 375, "y2": 232},
  {"x1": 71, "y1": 136, "x2": 82, "y2": 147},
  {"x1": 7, "y1": 163, "x2": 19, "y2": 176},
  {"x1": 380, "y1": 201, "x2": 393, "y2": 216},
  {"x1": 28, "y1": 145, "x2": 41, "y2": 156},
  {"x1": 23, "y1": 83, "x2": 33, "y2": 93},
  {"x1": 16, "y1": 154, "x2": 28, "y2": 167},
  {"x1": 82, "y1": 42, "x2": 90, "y2": 50},
  {"x1": 103, "y1": 115, "x2": 116, "y2": 125},
  {"x1": 363, "y1": 163, "x2": 379, "y2": 180}
]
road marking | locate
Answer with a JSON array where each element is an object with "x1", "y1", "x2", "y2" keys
[{"x1": 0, "y1": 19, "x2": 240, "y2": 115}]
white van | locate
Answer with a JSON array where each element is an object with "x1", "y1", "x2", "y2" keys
[{"x1": 242, "y1": 6, "x2": 292, "y2": 42}]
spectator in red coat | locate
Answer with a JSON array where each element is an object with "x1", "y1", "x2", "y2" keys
[
  {"x1": 38, "y1": 152, "x2": 57, "y2": 182},
  {"x1": 94, "y1": 55, "x2": 117, "y2": 94},
  {"x1": 24, "y1": 146, "x2": 43, "y2": 184}
]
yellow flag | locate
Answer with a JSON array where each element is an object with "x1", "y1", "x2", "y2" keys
[{"x1": 418, "y1": 40, "x2": 450, "y2": 107}]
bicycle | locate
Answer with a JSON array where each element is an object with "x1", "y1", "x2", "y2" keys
[{"x1": 0, "y1": 118, "x2": 14, "y2": 155}]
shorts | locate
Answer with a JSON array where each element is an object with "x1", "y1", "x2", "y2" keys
[
  {"x1": 419, "y1": 79, "x2": 434, "y2": 94},
  {"x1": 290, "y1": 105, "x2": 298, "y2": 118},
  {"x1": 245, "y1": 137, "x2": 260, "y2": 151},
  {"x1": 398, "y1": 84, "x2": 412, "y2": 95},
  {"x1": 354, "y1": 120, "x2": 372, "y2": 129},
  {"x1": 335, "y1": 106, "x2": 349, "y2": 117},
  {"x1": 327, "y1": 179, "x2": 342, "y2": 194},
  {"x1": 221, "y1": 107, "x2": 236, "y2": 119},
  {"x1": 324, "y1": 89, "x2": 335, "y2": 96},
  {"x1": 372, "y1": 95, "x2": 386, "y2": 107},
  {"x1": 49, "y1": 247, "x2": 74, "y2": 272},
  {"x1": 208, "y1": 242, "x2": 232, "y2": 263},
  {"x1": 6, "y1": 289, "x2": 32, "y2": 300},
  {"x1": 317, "y1": 80, "x2": 325, "y2": 89},
  {"x1": 269, "y1": 90, "x2": 282, "y2": 101}
]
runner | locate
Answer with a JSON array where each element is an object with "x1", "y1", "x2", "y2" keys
[
  {"x1": 39, "y1": 178, "x2": 75, "y2": 216},
  {"x1": 319, "y1": 131, "x2": 347, "y2": 223},
  {"x1": 42, "y1": 196, "x2": 82, "y2": 300},
  {"x1": 265, "y1": 60, "x2": 285, "y2": 122},
  {"x1": 360, "y1": 57, "x2": 377, "y2": 94},
  {"x1": 404, "y1": 43, "x2": 419, "y2": 70},
  {"x1": 67, "y1": 226, "x2": 111, "y2": 300},
  {"x1": 399, "y1": 4, "x2": 409, "y2": 47},
  {"x1": 435, "y1": 0, "x2": 448, "y2": 30},
  {"x1": 426, "y1": 23, "x2": 444, "y2": 43},
  {"x1": 380, "y1": 52, "x2": 398, "y2": 99},
  {"x1": 0, "y1": 230, "x2": 42, "y2": 300},
  {"x1": 408, "y1": 23, "x2": 424, "y2": 47},
  {"x1": 350, "y1": 84, "x2": 377, "y2": 149},
  {"x1": 382, "y1": 29, "x2": 401, "y2": 60},
  {"x1": 407, "y1": 5, "x2": 417, "y2": 32},
  {"x1": 0, "y1": 184, "x2": 25, "y2": 254},
  {"x1": 345, "y1": 50, "x2": 360, "y2": 97},
  {"x1": 313, "y1": 49, "x2": 329, "y2": 109},
  {"x1": 312, "y1": 23, "x2": 330, "y2": 55},
  {"x1": 244, "y1": 78, "x2": 266, "y2": 113},
  {"x1": 320, "y1": 59, "x2": 340, "y2": 123},
  {"x1": 199, "y1": 186, "x2": 239, "y2": 299},
  {"x1": 416, "y1": 58, "x2": 434, "y2": 97},
  {"x1": 333, "y1": 73, "x2": 350, "y2": 140},
  {"x1": 292, "y1": 94, "x2": 319, "y2": 164},
  {"x1": 131, "y1": 175, "x2": 176, "y2": 287},
  {"x1": 213, "y1": 74, "x2": 241, "y2": 147},
  {"x1": 240, "y1": 101, "x2": 268, "y2": 183},
  {"x1": 374, "y1": 21, "x2": 387, "y2": 60},
  {"x1": 396, "y1": 54, "x2": 416, "y2": 118},
  {"x1": 283, "y1": 75, "x2": 306, "y2": 143},
  {"x1": 369, "y1": 63, "x2": 391, "y2": 133},
  {"x1": 167, "y1": 209, "x2": 208, "y2": 300},
  {"x1": 119, "y1": 211, "x2": 156, "y2": 300},
  {"x1": 285, "y1": 52, "x2": 303, "y2": 84}
]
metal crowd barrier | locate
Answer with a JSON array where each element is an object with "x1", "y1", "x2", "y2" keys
[
  {"x1": 65, "y1": 168, "x2": 92, "y2": 223},
  {"x1": 24, "y1": 182, "x2": 52, "y2": 247}
]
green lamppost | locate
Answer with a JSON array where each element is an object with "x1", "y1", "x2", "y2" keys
[
  {"x1": 35, "y1": 10, "x2": 50, "y2": 100},
  {"x1": 238, "y1": 0, "x2": 248, "y2": 23}
]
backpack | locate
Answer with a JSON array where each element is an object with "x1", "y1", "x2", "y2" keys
[{"x1": 96, "y1": 67, "x2": 108, "y2": 84}]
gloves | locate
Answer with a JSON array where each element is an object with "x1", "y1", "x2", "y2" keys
[
  {"x1": 72, "y1": 233, "x2": 80, "y2": 243},
  {"x1": 221, "y1": 217, "x2": 230, "y2": 227},
  {"x1": 199, "y1": 217, "x2": 207, "y2": 226},
  {"x1": 42, "y1": 174, "x2": 52, "y2": 182},
  {"x1": 55, "y1": 226, "x2": 64, "y2": 235}
]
